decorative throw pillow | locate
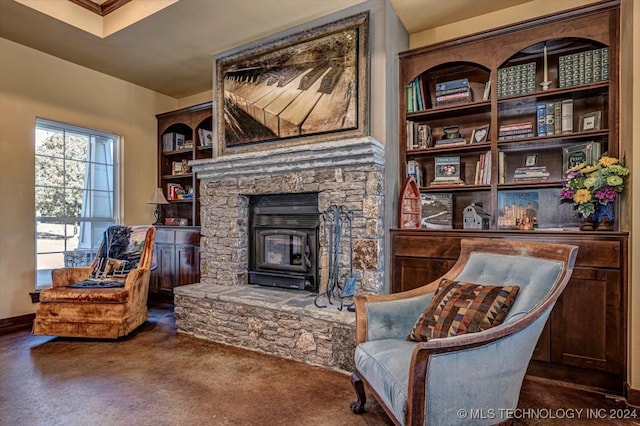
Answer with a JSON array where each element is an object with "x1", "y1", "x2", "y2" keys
[{"x1": 407, "y1": 278, "x2": 520, "y2": 342}]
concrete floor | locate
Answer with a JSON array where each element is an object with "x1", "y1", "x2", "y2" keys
[{"x1": 0, "y1": 303, "x2": 636, "y2": 425}]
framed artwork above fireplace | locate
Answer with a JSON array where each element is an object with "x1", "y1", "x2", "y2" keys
[{"x1": 215, "y1": 11, "x2": 370, "y2": 155}]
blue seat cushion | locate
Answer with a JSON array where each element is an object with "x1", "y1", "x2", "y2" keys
[{"x1": 355, "y1": 339, "x2": 416, "y2": 422}]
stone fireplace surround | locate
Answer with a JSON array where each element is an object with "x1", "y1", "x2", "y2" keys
[{"x1": 174, "y1": 137, "x2": 385, "y2": 371}]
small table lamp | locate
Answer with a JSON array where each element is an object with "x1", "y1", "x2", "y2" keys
[{"x1": 147, "y1": 188, "x2": 169, "y2": 226}]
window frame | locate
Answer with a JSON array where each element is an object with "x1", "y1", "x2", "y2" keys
[{"x1": 34, "y1": 118, "x2": 121, "y2": 287}]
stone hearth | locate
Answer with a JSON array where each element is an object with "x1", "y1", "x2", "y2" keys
[{"x1": 175, "y1": 136, "x2": 385, "y2": 370}]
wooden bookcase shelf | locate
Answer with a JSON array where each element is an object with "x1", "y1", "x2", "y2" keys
[
  {"x1": 156, "y1": 101, "x2": 213, "y2": 227},
  {"x1": 394, "y1": 1, "x2": 628, "y2": 394}
]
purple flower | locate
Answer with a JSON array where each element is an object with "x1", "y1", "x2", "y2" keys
[
  {"x1": 594, "y1": 187, "x2": 617, "y2": 203},
  {"x1": 560, "y1": 188, "x2": 574, "y2": 200}
]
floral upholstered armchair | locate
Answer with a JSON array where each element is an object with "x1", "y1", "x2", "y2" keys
[
  {"x1": 349, "y1": 238, "x2": 577, "y2": 426},
  {"x1": 33, "y1": 225, "x2": 156, "y2": 339}
]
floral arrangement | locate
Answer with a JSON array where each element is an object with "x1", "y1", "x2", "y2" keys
[{"x1": 560, "y1": 153, "x2": 629, "y2": 218}]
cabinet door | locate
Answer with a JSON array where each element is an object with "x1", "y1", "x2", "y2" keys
[
  {"x1": 175, "y1": 245, "x2": 200, "y2": 287},
  {"x1": 156, "y1": 244, "x2": 176, "y2": 295},
  {"x1": 550, "y1": 267, "x2": 623, "y2": 374}
]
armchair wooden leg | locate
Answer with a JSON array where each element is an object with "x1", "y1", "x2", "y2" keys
[{"x1": 350, "y1": 372, "x2": 366, "y2": 414}]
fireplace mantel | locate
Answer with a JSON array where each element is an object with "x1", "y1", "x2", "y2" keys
[{"x1": 190, "y1": 136, "x2": 384, "y2": 180}]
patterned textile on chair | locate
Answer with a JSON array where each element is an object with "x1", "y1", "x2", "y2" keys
[{"x1": 67, "y1": 226, "x2": 150, "y2": 288}]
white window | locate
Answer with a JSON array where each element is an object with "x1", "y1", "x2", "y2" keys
[{"x1": 35, "y1": 118, "x2": 119, "y2": 287}]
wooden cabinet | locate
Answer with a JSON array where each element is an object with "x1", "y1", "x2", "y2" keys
[
  {"x1": 399, "y1": 2, "x2": 620, "y2": 230},
  {"x1": 390, "y1": 229, "x2": 628, "y2": 393},
  {"x1": 156, "y1": 101, "x2": 213, "y2": 227},
  {"x1": 149, "y1": 227, "x2": 201, "y2": 299}
]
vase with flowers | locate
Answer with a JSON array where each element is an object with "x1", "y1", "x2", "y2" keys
[{"x1": 560, "y1": 153, "x2": 629, "y2": 231}]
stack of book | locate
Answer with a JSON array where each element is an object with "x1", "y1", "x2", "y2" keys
[
  {"x1": 498, "y1": 122, "x2": 534, "y2": 141},
  {"x1": 559, "y1": 47, "x2": 609, "y2": 88},
  {"x1": 497, "y1": 62, "x2": 536, "y2": 98},
  {"x1": 536, "y1": 100, "x2": 573, "y2": 137},
  {"x1": 434, "y1": 78, "x2": 472, "y2": 106},
  {"x1": 513, "y1": 166, "x2": 550, "y2": 182}
]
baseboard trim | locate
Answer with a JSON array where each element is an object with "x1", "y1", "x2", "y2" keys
[
  {"x1": 0, "y1": 313, "x2": 34, "y2": 335},
  {"x1": 625, "y1": 383, "x2": 640, "y2": 407}
]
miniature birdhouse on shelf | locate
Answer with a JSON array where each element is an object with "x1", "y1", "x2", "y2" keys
[{"x1": 463, "y1": 203, "x2": 490, "y2": 229}]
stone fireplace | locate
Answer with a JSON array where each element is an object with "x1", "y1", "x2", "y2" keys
[{"x1": 174, "y1": 136, "x2": 385, "y2": 370}]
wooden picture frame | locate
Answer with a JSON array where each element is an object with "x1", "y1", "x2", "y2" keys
[
  {"x1": 470, "y1": 125, "x2": 490, "y2": 143},
  {"x1": 524, "y1": 153, "x2": 538, "y2": 167},
  {"x1": 216, "y1": 12, "x2": 369, "y2": 155},
  {"x1": 579, "y1": 111, "x2": 601, "y2": 131}
]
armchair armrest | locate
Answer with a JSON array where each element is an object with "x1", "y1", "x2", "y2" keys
[
  {"x1": 354, "y1": 281, "x2": 440, "y2": 344},
  {"x1": 51, "y1": 267, "x2": 93, "y2": 288},
  {"x1": 123, "y1": 268, "x2": 151, "y2": 306}
]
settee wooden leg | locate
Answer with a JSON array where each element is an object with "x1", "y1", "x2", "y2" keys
[{"x1": 350, "y1": 372, "x2": 366, "y2": 414}]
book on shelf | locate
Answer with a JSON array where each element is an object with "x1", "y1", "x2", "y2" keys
[
  {"x1": 406, "y1": 77, "x2": 426, "y2": 112},
  {"x1": 474, "y1": 151, "x2": 492, "y2": 185},
  {"x1": 166, "y1": 183, "x2": 185, "y2": 201},
  {"x1": 536, "y1": 103, "x2": 547, "y2": 136},
  {"x1": 561, "y1": 99, "x2": 574, "y2": 134},
  {"x1": 482, "y1": 80, "x2": 491, "y2": 101},
  {"x1": 420, "y1": 193, "x2": 453, "y2": 229},
  {"x1": 432, "y1": 156, "x2": 464, "y2": 185},
  {"x1": 406, "y1": 159, "x2": 424, "y2": 187},
  {"x1": 562, "y1": 141, "x2": 601, "y2": 173},
  {"x1": 162, "y1": 132, "x2": 186, "y2": 152},
  {"x1": 498, "y1": 151, "x2": 505, "y2": 184},
  {"x1": 406, "y1": 122, "x2": 432, "y2": 150},
  {"x1": 546, "y1": 102, "x2": 556, "y2": 135},
  {"x1": 497, "y1": 190, "x2": 539, "y2": 230},
  {"x1": 199, "y1": 128, "x2": 214, "y2": 146}
]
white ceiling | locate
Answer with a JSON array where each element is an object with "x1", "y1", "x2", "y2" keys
[{"x1": 0, "y1": 0, "x2": 532, "y2": 98}]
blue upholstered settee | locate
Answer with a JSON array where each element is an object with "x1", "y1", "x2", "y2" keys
[{"x1": 350, "y1": 238, "x2": 577, "y2": 426}]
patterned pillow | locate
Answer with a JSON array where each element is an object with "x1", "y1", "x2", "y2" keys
[{"x1": 407, "y1": 279, "x2": 520, "y2": 342}]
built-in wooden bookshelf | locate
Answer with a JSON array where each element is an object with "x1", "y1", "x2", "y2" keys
[
  {"x1": 156, "y1": 101, "x2": 213, "y2": 227},
  {"x1": 394, "y1": 1, "x2": 628, "y2": 394}
]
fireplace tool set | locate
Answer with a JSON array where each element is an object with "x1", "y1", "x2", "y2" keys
[{"x1": 314, "y1": 204, "x2": 356, "y2": 311}]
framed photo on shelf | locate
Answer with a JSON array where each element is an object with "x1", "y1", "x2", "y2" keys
[
  {"x1": 579, "y1": 111, "x2": 601, "y2": 131},
  {"x1": 524, "y1": 153, "x2": 538, "y2": 167},
  {"x1": 172, "y1": 161, "x2": 183, "y2": 175},
  {"x1": 470, "y1": 125, "x2": 490, "y2": 144},
  {"x1": 562, "y1": 141, "x2": 601, "y2": 173}
]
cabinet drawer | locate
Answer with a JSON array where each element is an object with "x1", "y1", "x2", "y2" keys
[
  {"x1": 154, "y1": 229, "x2": 175, "y2": 244},
  {"x1": 175, "y1": 230, "x2": 200, "y2": 245}
]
